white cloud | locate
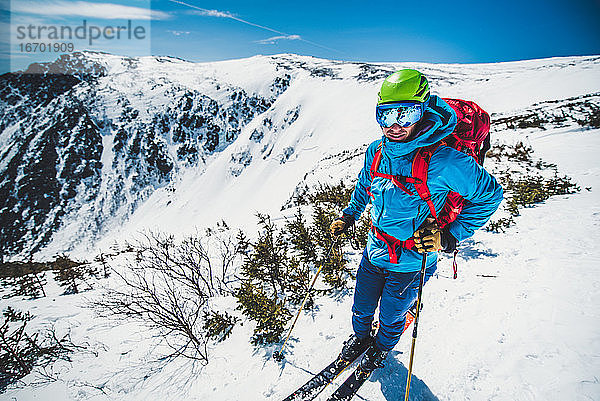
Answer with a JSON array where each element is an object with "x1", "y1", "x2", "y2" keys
[
  {"x1": 167, "y1": 30, "x2": 190, "y2": 36},
  {"x1": 188, "y1": 9, "x2": 234, "y2": 18},
  {"x1": 254, "y1": 35, "x2": 301, "y2": 45},
  {"x1": 10, "y1": 1, "x2": 171, "y2": 20},
  {"x1": 169, "y1": 1, "x2": 234, "y2": 19}
]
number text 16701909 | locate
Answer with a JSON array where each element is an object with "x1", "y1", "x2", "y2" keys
[{"x1": 18, "y1": 43, "x2": 75, "y2": 53}]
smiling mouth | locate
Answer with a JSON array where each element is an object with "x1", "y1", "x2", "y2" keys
[{"x1": 387, "y1": 130, "x2": 408, "y2": 139}]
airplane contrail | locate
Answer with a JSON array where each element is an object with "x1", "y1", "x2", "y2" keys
[{"x1": 168, "y1": 0, "x2": 341, "y2": 53}]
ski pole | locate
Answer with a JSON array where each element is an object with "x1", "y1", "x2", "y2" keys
[
  {"x1": 404, "y1": 253, "x2": 428, "y2": 401},
  {"x1": 273, "y1": 236, "x2": 339, "y2": 362}
]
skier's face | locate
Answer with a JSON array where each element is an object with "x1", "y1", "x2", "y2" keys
[{"x1": 382, "y1": 122, "x2": 417, "y2": 142}]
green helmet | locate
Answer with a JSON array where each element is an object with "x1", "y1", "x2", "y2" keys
[{"x1": 377, "y1": 69, "x2": 430, "y2": 105}]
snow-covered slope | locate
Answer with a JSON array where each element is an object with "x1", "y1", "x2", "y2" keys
[{"x1": 1, "y1": 53, "x2": 599, "y2": 401}]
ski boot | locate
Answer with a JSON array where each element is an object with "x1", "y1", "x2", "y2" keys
[
  {"x1": 355, "y1": 344, "x2": 388, "y2": 379},
  {"x1": 339, "y1": 334, "x2": 374, "y2": 361}
]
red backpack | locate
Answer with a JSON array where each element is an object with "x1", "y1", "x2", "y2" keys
[{"x1": 368, "y1": 98, "x2": 491, "y2": 271}]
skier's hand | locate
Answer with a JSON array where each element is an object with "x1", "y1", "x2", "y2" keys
[
  {"x1": 330, "y1": 214, "x2": 354, "y2": 236},
  {"x1": 413, "y1": 218, "x2": 442, "y2": 253}
]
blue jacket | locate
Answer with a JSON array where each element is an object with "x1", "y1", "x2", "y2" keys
[{"x1": 342, "y1": 96, "x2": 504, "y2": 272}]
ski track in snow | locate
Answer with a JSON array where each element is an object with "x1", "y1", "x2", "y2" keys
[{"x1": 1, "y1": 55, "x2": 600, "y2": 401}]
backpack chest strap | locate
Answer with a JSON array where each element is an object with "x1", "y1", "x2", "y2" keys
[
  {"x1": 369, "y1": 144, "x2": 418, "y2": 196},
  {"x1": 370, "y1": 171, "x2": 416, "y2": 196}
]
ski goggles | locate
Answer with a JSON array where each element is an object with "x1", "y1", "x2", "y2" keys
[{"x1": 375, "y1": 101, "x2": 424, "y2": 128}]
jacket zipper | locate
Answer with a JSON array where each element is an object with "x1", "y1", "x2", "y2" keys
[
  {"x1": 414, "y1": 205, "x2": 420, "y2": 233},
  {"x1": 377, "y1": 188, "x2": 385, "y2": 224}
]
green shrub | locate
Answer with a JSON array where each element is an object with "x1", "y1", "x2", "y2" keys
[
  {"x1": 297, "y1": 180, "x2": 354, "y2": 210},
  {"x1": 52, "y1": 255, "x2": 97, "y2": 295},
  {"x1": 203, "y1": 311, "x2": 239, "y2": 342},
  {"x1": 1, "y1": 272, "x2": 46, "y2": 300},
  {"x1": 236, "y1": 187, "x2": 358, "y2": 344},
  {"x1": 1, "y1": 255, "x2": 95, "y2": 299},
  {"x1": 486, "y1": 142, "x2": 549, "y2": 165},
  {"x1": 285, "y1": 209, "x2": 317, "y2": 266},
  {"x1": 576, "y1": 104, "x2": 600, "y2": 128},
  {"x1": 493, "y1": 114, "x2": 548, "y2": 131},
  {"x1": 236, "y1": 213, "x2": 313, "y2": 345},
  {"x1": 241, "y1": 213, "x2": 290, "y2": 299},
  {"x1": 0, "y1": 261, "x2": 49, "y2": 279},
  {"x1": 501, "y1": 173, "x2": 580, "y2": 216},
  {"x1": 235, "y1": 281, "x2": 291, "y2": 345},
  {"x1": 283, "y1": 257, "x2": 314, "y2": 307},
  {"x1": 486, "y1": 142, "x2": 579, "y2": 230},
  {"x1": 354, "y1": 211, "x2": 372, "y2": 249},
  {"x1": 485, "y1": 216, "x2": 515, "y2": 233}
]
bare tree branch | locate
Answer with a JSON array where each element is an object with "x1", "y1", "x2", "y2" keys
[{"x1": 91, "y1": 228, "x2": 244, "y2": 364}]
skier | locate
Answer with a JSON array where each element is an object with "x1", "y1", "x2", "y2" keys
[{"x1": 329, "y1": 69, "x2": 503, "y2": 376}]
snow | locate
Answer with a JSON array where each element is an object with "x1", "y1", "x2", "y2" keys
[{"x1": 2, "y1": 54, "x2": 600, "y2": 400}]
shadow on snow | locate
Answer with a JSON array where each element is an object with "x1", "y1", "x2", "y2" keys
[
  {"x1": 368, "y1": 351, "x2": 440, "y2": 401},
  {"x1": 450, "y1": 238, "x2": 498, "y2": 261}
]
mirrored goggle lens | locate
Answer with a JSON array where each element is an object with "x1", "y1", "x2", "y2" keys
[{"x1": 376, "y1": 103, "x2": 423, "y2": 128}]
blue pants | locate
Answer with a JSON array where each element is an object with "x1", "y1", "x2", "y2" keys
[{"x1": 352, "y1": 251, "x2": 437, "y2": 351}]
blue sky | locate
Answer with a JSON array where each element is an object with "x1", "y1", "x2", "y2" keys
[
  {"x1": 153, "y1": 0, "x2": 600, "y2": 63},
  {"x1": 1, "y1": 0, "x2": 599, "y2": 73}
]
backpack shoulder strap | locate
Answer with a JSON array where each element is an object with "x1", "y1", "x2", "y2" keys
[
  {"x1": 411, "y1": 143, "x2": 443, "y2": 221},
  {"x1": 369, "y1": 143, "x2": 383, "y2": 181}
]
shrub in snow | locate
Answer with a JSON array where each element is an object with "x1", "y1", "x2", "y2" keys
[
  {"x1": 92, "y1": 227, "x2": 244, "y2": 363},
  {"x1": 0, "y1": 265, "x2": 47, "y2": 299},
  {"x1": 51, "y1": 254, "x2": 97, "y2": 295},
  {"x1": 484, "y1": 141, "x2": 579, "y2": 230},
  {"x1": 576, "y1": 103, "x2": 600, "y2": 128},
  {"x1": 295, "y1": 180, "x2": 354, "y2": 210},
  {"x1": 203, "y1": 310, "x2": 239, "y2": 343},
  {"x1": 292, "y1": 180, "x2": 371, "y2": 250},
  {"x1": 236, "y1": 214, "x2": 297, "y2": 345},
  {"x1": 1, "y1": 255, "x2": 95, "y2": 299},
  {"x1": 0, "y1": 307, "x2": 81, "y2": 393},
  {"x1": 236, "y1": 281, "x2": 291, "y2": 345},
  {"x1": 309, "y1": 204, "x2": 350, "y2": 288},
  {"x1": 236, "y1": 198, "x2": 357, "y2": 345},
  {"x1": 485, "y1": 216, "x2": 515, "y2": 233},
  {"x1": 501, "y1": 173, "x2": 580, "y2": 216}
]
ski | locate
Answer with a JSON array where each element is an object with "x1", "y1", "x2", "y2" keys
[
  {"x1": 324, "y1": 304, "x2": 419, "y2": 401},
  {"x1": 324, "y1": 363, "x2": 373, "y2": 401},
  {"x1": 282, "y1": 351, "x2": 361, "y2": 401},
  {"x1": 282, "y1": 304, "x2": 418, "y2": 401}
]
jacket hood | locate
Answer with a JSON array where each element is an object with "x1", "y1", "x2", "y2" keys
[{"x1": 381, "y1": 95, "x2": 457, "y2": 158}]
